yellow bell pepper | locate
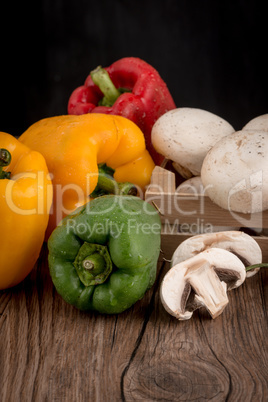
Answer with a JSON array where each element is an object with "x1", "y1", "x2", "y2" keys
[
  {"x1": 0, "y1": 132, "x2": 52, "y2": 289},
  {"x1": 19, "y1": 114, "x2": 155, "y2": 238}
]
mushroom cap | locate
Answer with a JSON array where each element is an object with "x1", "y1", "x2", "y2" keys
[
  {"x1": 151, "y1": 108, "x2": 234, "y2": 177},
  {"x1": 201, "y1": 130, "x2": 268, "y2": 213},
  {"x1": 243, "y1": 114, "x2": 268, "y2": 132},
  {"x1": 176, "y1": 176, "x2": 204, "y2": 194},
  {"x1": 171, "y1": 230, "x2": 262, "y2": 278},
  {"x1": 160, "y1": 248, "x2": 246, "y2": 320}
]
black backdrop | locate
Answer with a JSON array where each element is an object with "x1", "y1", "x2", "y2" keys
[{"x1": 1, "y1": 0, "x2": 267, "y2": 136}]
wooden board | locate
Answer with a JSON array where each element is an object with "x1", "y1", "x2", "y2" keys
[
  {"x1": 160, "y1": 228, "x2": 268, "y2": 261},
  {"x1": 145, "y1": 166, "x2": 268, "y2": 228},
  {"x1": 145, "y1": 166, "x2": 268, "y2": 261},
  {"x1": 0, "y1": 246, "x2": 267, "y2": 401}
]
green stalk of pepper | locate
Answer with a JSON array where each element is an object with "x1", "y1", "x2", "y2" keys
[
  {"x1": 0, "y1": 149, "x2": 11, "y2": 179},
  {"x1": 48, "y1": 195, "x2": 161, "y2": 314}
]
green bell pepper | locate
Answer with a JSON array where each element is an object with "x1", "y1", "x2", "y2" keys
[{"x1": 48, "y1": 195, "x2": 161, "y2": 314}]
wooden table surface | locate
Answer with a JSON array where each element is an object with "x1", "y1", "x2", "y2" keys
[{"x1": 0, "y1": 245, "x2": 267, "y2": 402}]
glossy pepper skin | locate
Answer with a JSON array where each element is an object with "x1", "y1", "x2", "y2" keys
[
  {"x1": 0, "y1": 132, "x2": 52, "y2": 289},
  {"x1": 48, "y1": 195, "x2": 161, "y2": 313},
  {"x1": 67, "y1": 57, "x2": 176, "y2": 165},
  {"x1": 19, "y1": 113, "x2": 155, "y2": 239}
]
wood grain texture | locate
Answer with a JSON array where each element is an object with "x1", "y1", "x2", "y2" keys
[
  {"x1": 146, "y1": 167, "x2": 268, "y2": 229},
  {"x1": 0, "y1": 246, "x2": 267, "y2": 401},
  {"x1": 161, "y1": 231, "x2": 268, "y2": 261}
]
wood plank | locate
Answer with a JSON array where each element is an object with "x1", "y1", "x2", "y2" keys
[
  {"x1": 146, "y1": 166, "x2": 268, "y2": 264},
  {"x1": 146, "y1": 166, "x2": 268, "y2": 229},
  {"x1": 160, "y1": 230, "x2": 268, "y2": 261},
  {"x1": 121, "y1": 261, "x2": 268, "y2": 401},
  {"x1": 0, "y1": 246, "x2": 161, "y2": 401},
  {"x1": 0, "y1": 246, "x2": 267, "y2": 401}
]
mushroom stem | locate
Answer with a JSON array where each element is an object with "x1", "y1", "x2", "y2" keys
[{"x1": 186, "y1": 261, "x2": 229, "y2": 319}]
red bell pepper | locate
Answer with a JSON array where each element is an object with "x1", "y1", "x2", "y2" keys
[{"x1": 67, "y1": 57, "x2": 176, "y2": 165}]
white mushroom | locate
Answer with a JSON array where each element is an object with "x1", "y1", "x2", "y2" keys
[
  {"x1": 201, "y1": 130, "x2": 268, "y2": 214},
  {"x1": 242, "y1": 114, "x2": 268, "y2": 132},
  {"x1": 171, "y1": 230, "x2": 262, "y2": 277},
  {"x1": 176, "y1": 176, "x2": 204, "y2": 195},
  {"x1": 241, "y1": 115, "x2": 268, "y2": 235},
  {"x1": 151, "y1": 108, "x2": 235, "y2": 178},
  {"x1": 160, "y1": 248, "x2": 246, "y2": 320}
]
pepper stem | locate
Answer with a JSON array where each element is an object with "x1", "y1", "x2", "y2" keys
[
  {"x1": 246, "y1": 263, "x2": 268, "y2": 272},
  {"x1": 91, "y1": 163, "x2": 138, "y2": 198},
  {"x1": 74, "y1": 243, "x2": 112, "y2": 286},
  {"x1": 0, "y1": 149, "x2": 11, "y2": 179},
  {"x1": 91, "y1": 66, "x2": 121, "y2": 107},
  {"x1": 97, "y1": 173, "x2": 138, "y2": 196}
]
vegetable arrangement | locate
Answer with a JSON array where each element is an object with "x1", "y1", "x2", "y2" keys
[
  {"x1": 0, "y1": 56, "x2": 267, "y2": 320},
  {"x1": 152, "y1": 107, "x2": 268, "y2": 214},
  {"x1": 1, "y1": 57, "x2": 169, "y2": 312},
  {"x1": 19, "y1": 113, "x2": 155, "y2": 239},
  {"x1": 152, "y1": 109, "x2": 268, "y2": 320}
]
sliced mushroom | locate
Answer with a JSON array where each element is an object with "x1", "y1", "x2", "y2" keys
[
  {"x1": 171, "y1": 230, "x2": 262, "y2": 277},
  {"x1": 151, "y1": 108, "x2": 235, "y2": 178},
  {"x1": 160, "y1": 248, "x2": 246, "y2": 320}
]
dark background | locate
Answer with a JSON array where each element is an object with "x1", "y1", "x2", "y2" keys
[{"x1": 1, "y1": 0, "x2": 267, "y2": 136}]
